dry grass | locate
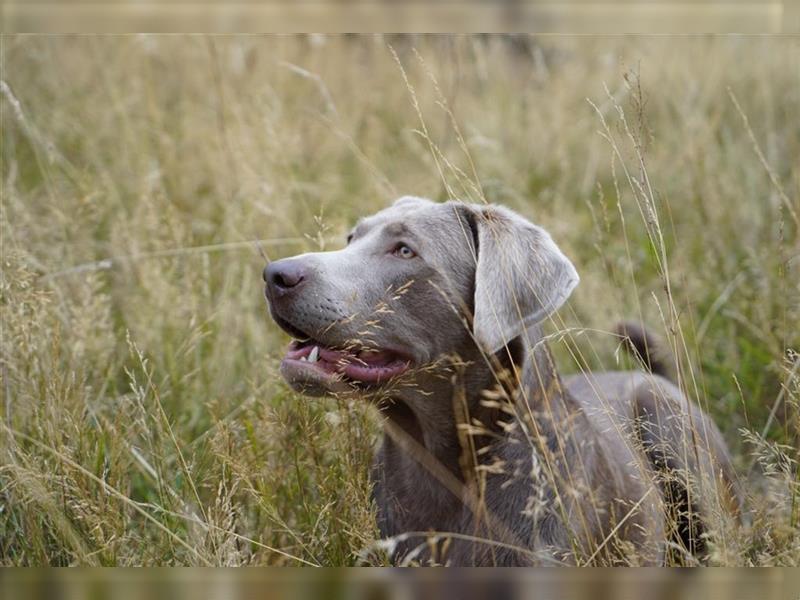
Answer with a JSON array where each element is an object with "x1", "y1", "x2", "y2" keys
[{"x1": 1, "y1": 34, "x2": 798, "y2": 565}]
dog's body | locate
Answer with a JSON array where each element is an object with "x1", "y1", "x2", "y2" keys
[{"x1": 264, "y1": 196, "x2": 740, "y2": 565}]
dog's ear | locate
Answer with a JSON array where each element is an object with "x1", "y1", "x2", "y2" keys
[{"x1": 468, "y1": 204, "x2": 579, "y2": 354}]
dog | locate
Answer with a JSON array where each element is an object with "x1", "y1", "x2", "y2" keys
[{"x1": 263, "y1": 196, "x2": 741, "y2": 565}]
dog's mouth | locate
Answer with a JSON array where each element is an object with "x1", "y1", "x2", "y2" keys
[
  {"x1": 283, "y1": 338, "x2": 411, "y2": 385},
  {"x1": 273, "y1": 315, "x2": 411, "y2": 389}
]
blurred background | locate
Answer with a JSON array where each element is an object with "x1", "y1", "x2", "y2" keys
[
  {"x1": 1, "y1": 1, "x2": 794, "y2": 33},
  {"x1": 2, "y1": 568, "x2": 799, "y2": 599},
  {"x1": 1, "y1": 35, "x2": 798, "y2": 566}
]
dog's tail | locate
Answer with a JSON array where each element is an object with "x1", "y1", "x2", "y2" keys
[{"x1": 615, "y1": 320, "x2": 675, "y2": 381}]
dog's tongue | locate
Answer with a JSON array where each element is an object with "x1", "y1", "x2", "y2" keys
[
  {"x1": 356, "y1": 349, "x2": 395, "y2": 366},
  {"x1": 286, "y1": 342, "x2": 395, "y2": 367},
  {"x1": 284, "y1": 340, "x2": 410, "y2": 384},
  {"x1": 318, "y1": 346, "x2": 396, "y2": 367}
]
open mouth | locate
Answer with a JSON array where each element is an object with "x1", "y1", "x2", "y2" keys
[{"x1": 282, "y1": 338, "x2": 412, "y2": 385}]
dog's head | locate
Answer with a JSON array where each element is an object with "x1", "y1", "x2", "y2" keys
[{"x1": 264, "y1": 196, "x2": 578, "y2": 397}]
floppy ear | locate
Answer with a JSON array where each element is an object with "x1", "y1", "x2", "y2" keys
[{"x1": 469, "y1": 205, "x2": 579, "y2": 354}]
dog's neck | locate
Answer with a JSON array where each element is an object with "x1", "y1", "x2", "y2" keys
[
  {"x1": 372, "y1": 324, "x2": 582, "y2": 547},
  {"x1": 381, "y1": 324, "x2": 575, "y2": 482},
  {"x1": 515, "y1": 325, "x2": 580, "y2": 430}
]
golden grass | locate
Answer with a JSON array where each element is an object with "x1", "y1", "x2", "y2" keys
[{"x1": 1, "y1": 34, "x2": 798, "y2": 565}]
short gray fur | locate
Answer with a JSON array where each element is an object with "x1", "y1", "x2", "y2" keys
[{"x1": 264, "y1": 196, "x2": 741, "y2": 566}]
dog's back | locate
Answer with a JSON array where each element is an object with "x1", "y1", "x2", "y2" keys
[{"x1": 566, "y1": 322, "x2": 743, "y2": 563}]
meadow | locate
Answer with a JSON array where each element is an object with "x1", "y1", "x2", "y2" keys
[{"x1": 1, "y1": 34, "x2": 798, "y2": 565}]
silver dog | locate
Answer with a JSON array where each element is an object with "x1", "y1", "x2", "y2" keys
[{"x1": 264, "y1": 196, "x2": 740, "y2": 565}]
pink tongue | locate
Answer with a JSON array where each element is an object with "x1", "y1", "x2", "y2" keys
[
  {"x1": 357, "y1": 350, "x2": 394, "y2": 366},
  {"x1": 312, "y1": 346, "x2": 393, "y2": 367},
  {"x1": 286, "y1": 343, "x2": 398, "y2": 368},
  {"x1": 321, "y1": 347, "x2": 394, "y2": 367}
]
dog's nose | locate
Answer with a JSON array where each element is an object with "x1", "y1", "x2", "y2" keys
[{"x1": 264, "y1": 260, "x2": 307, "y2": 293}]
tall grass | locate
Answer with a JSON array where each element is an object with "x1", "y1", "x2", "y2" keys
[{"x1": 1, "y1": 35, "x2": 798, "y2": 565}]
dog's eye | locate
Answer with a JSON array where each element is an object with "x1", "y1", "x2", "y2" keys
[{"x1": 392, "y1": 244, "x2": 416, "y2": 259}]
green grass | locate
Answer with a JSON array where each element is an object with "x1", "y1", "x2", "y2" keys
[{"x1": 1, "y1": 34, "x2": 798, "y2": 565}]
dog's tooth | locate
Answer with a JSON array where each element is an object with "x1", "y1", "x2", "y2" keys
[
  {"x1": 308, "y1": 346, "x2": 319, "y2": 363},
  {"x1": 299, "y1": 356, "x2": 307, "y2": 362}
]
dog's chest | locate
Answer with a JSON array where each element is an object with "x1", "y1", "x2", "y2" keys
[{"x1": 370, "y1": 441, "x2": 467, "y2": 551}]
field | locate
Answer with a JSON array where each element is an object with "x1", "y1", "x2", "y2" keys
[{"x1": 1, "y1": 34, "x2": 798, "y2": 566}]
